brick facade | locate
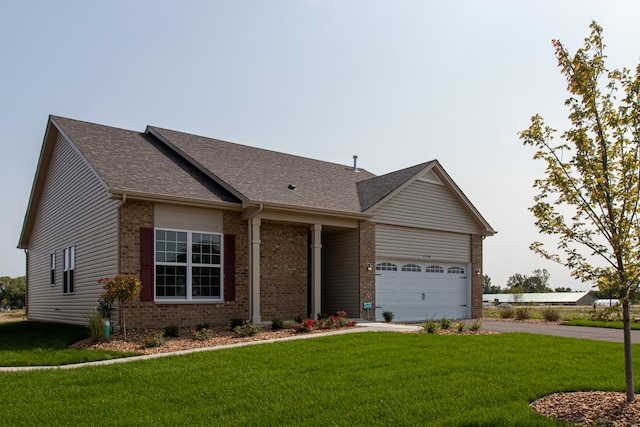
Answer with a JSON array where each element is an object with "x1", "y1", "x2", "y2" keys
[
  {"x1": 359, "y1": 221, "x2": 376, "y2": 320},
  {"x1": 259, "y1": 221, "x2": 309, "y2": 321},
  {"x1": 119, "y1": 203, "x2": 251, "y2": 328},
  {"x1": 470, "y1": 234, "x2": 483, "y2": 318},
  {"x1": 116, "y1": 201, "x2": 376, "y2": 327}
]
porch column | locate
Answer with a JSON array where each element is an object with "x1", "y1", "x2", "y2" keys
[
  {"x1": 311, "y1": 223, "x2": 322, "y2": 319},
  {"x1": 251, "y1": 217, "x2": 262, "y2": 324}
]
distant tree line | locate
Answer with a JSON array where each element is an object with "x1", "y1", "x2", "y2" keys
[
  {"x1": 0, "y1": 276, "x2": 26, "y2": 309},
  {"x1": 483, "y1": 269, "x2": 573, "y2": 294}
]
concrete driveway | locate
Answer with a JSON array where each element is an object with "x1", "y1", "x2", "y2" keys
[{"x1": 481, "y1": 320, "x2": 640, "y2": 344}]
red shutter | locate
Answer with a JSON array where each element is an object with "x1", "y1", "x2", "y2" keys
[
  {"x1": 140, "y1": 227, "x2": 154, "y2": 302},
  {"x1": 224, "y1": 234, "x2": 236, "y2": 301}
]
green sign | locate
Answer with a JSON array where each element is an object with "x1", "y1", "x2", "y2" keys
[{"x1": 363, "y1": 302, "x2": 372, "y2": 310}]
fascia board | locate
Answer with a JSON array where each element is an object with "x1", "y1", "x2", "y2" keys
[
  {"x1": 19, "y1": 116, "x2": 110, "y2": 248},
  {"x1": 108, "y1": 189, "x2": 243, "y2": 211},
  {"x1": 431, "y1": 162, "x2": 496, "y2": 236}
]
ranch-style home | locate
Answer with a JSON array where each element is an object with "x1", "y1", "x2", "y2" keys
[{"x1": 18, "y1": 115, "x2": 495, "y2": 328}]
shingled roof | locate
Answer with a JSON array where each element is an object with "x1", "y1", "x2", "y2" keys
[
  {"x1": 26, "y1": 116, "x2": 494, "y2": 229},
  {"x1": 147, "y1": 126, "x2": 377, "y2": 213},
  {"x1": 52, "y1": 116, "x2": 239, "y2": 204}
]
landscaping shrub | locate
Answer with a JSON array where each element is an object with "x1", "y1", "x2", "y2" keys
[
  {"x1": 143, "y1": 332, "x2": 166, "y2": 348},
  {"x1": 439, "y1": 317, "x2": 451, "y2": 330},
  {"x1": 191, "y1": 328, "x2": 214, "y2": 341},
  {"x1": 234, "y1": 324, "x2": 259, "y2": 337},
  {"x1": 294, "y1": 315, "x2": 304, "y2": 323},
  {"x1": 271, "y1": 318, "x2": 284, "y2": 331},
  {"x1": 317, "y1": 312, "x2": 329, "y2": 320},
  {"x1": 88, "y1": 312, "x2": 106, "y2": 342},
  {"x1": 515, "y1": 307, "x2": 531, "y2": 320},
  {"x1": 382, "y1": 311, "x2": 394, "y2": 323},
  {"x1": 591, "y1": 304, "x2": 622, "y2": 322},
  {"x1": 500, "y1": 309, "x2": 514, "y2": 318},
  {"x1": 469, "y1": 319, "x2": 482, "y2": 331},
  {"x1": 542, "y1": 307, "x2": 560, "y2": 322},
  {"x1": 229, "y1": 318, "x2": 244, "y2": 330},
  {"x1": 422, "y1": 320, "x2": 438, "y2": 334},
  {"x1": 456, "y1": 321, "x2": 466, "y2": 332},
  {"x1": 164, "y1": 324, "x2": 180, "y2": 338},
  {"x1": 196, "y1": 323, "x2": 210, "y2": 331},
  {"x1": 293, "y1": 319, "x2": 317, "y2": 333}
]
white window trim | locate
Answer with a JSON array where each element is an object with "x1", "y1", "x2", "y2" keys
[{"x1": 154, "y1": 228, "x2": 224, "y2": 302}]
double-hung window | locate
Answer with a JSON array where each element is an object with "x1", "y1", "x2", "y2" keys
[
  {"x1": 62, "y1": 246, "x2": 75, "y2": 294},
  {"x1": 155, "y1": 229, "x2": 222, "y2": 301}
]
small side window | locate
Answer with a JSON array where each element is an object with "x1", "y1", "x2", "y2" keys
[
  {"x1": 63, "y1": 246, "x2": 75, "y2": 294},
  {"x1": 50, "y1": 253, "x2": 56, "y2": 286}
]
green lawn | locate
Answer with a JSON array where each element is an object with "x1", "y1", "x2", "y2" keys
[
  {"x1": 0, "y1": 321, "x2": 137, "y2": 366},
  {"x1": 1, "y1": 332, "x2": 639, "y2": 426},
  {"x1": 562, "y1": 319, "x2": 640, "y2": 329}
]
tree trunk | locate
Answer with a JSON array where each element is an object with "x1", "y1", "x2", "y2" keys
[
  {"x1": 122, "y1": 302, "x2": 127, "y2": 342},
  {"x1": 622, "y1": 300, "x2": 635, "y2": 402}
]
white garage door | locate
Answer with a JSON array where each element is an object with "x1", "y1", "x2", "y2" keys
[{"x1": 375, "y1": 261, "x2": 470, "y2": 322}]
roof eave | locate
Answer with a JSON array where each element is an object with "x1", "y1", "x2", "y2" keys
[
  {"x1": 109, "y1": 189, "x2": 243, "y2": 211},
  {"x1": 245, "y1": 200, "x2": 373, "y2": 220}
]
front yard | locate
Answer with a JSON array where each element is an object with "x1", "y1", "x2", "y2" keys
[{"x1": 2, "y1": 330, "x2": 639, "y2": 426}]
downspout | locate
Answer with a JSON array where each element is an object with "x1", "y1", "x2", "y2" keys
[
  {"x1": 247, "y1": 204, "x2": 263, "y2": 323},
  {"x1": 117, "y1": 193, "x2": 127, "y2": 274},
  {"x1": 23, "y1": 249, "x2": 28, "y2": 319}
]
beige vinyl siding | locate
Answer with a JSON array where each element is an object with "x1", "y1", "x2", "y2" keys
[
  {"x1": 375, "y1": 224, "x2": 470, "y2": 263},
  {"x1": 155, "y1": 204, "x2": 222, "y2": 232},
  {"x1": 321, "y1": 229, "x2": 359, "y2": 315},
  {"x1": 372, "y1": 178, "x2": 484, "y2": 235},
  {"x1": 27, "y1": 133, "x2": 119, "y2": 325}
]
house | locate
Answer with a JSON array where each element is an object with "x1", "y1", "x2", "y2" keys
[
  {"x1": 18, "y1": 116, "x2": 496, "y2": 327},
  {"x1": 483, "y1": 292, "x2": 597, "y2": 306}
]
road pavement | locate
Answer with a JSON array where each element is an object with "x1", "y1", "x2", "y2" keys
[{"x1": 480, "y1": 320, "x2": 640, "y2": 343}]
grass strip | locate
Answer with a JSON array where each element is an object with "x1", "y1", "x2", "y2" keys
[
  {"x1": 0, "y1": 321, "x2": 137, "y2": 366},
  {"x1": 1, "y1": 332, "x2": 638, "y2": 426},
  {"x1": 561, "y1": 319, "x2": 640, "y2": 330}
]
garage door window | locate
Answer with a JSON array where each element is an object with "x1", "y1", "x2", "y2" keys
[
  {"x1": 425, "y1": 265, "x2": 444, "y2": 273},
  {"x1": 376, "y1": 262, "x2": 397, "y2": 271},
  {"x1": 401, "y1": 263, "x2": 421, "y2": 272},
  {"x1": 447, "y1": 266, "x2": 465, "y2": 274}
]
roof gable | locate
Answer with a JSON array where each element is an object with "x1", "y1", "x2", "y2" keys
[{"x1": 360, "y1": 160, "x2": 495, "y2": 235}]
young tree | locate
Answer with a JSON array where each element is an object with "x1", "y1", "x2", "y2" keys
[
  {"x1": 520, "y1": 21, "x2": 640, "y2": 402},
  {"x1": 98, "y1": 274, "x2": 141, "y2": 341}
]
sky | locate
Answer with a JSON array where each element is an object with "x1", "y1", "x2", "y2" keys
[{"x1": 2, "y1": 1, "x2": 639, "y2": 291}]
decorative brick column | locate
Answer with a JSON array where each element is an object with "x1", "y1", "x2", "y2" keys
[
  {"x1": 470, "y1": 234, "x2": 483, "y2": 318},
  {"x1": 359, "y1": 220, "x2": 376, "y2": 320}
]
